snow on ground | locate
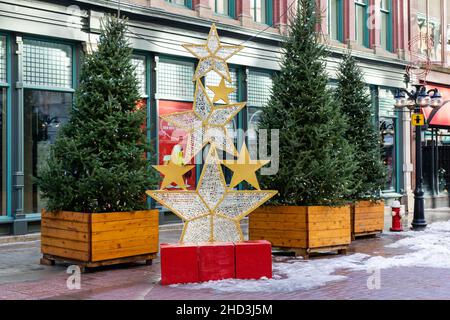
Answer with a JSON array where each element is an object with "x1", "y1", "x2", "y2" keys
[{"x1": 180, "y1": 220, "x2": 450, "y2": 293}]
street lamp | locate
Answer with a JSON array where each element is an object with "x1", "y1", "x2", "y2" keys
[{"x1": 394, "y1": 84, "x2": 443, "y2": 230}]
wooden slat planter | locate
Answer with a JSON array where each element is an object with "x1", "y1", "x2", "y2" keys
[
  {"x1": 351, "y1": 200, "x2": 385, "y2": 239},
  {"x1": 40, "y1": 209, "x2": 159, "y2": 271},
  {"x1": 249, "y1": 206, "x2": 351, "y2": 259}
]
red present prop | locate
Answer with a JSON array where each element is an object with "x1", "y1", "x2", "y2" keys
[
  {"x1": 160, "y1": 243, "x2": 199, "y2": 285},
  {"x1": 235, "y1": 240, "x2": 272, "y2": 279},
  {"x1": 159, "y1": 241, "x2": 272, "y2": 285},
  {"x1": 198, "y1": 242, "x2": 235, "y2": 282}
]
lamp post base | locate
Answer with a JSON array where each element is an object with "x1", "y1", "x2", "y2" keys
[{"x1": 411, "y1": 220, "x2": 427, "y2": 230}]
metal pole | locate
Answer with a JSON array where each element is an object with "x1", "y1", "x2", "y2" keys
[{"x1": 412, "y1": 102, "x2": 427, "y2": 230}]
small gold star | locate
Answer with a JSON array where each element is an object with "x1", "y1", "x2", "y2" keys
[
  {"x1": 153, "y1": 161, "x2": 195, "y2": 190},
  {"x1": 207, "y1": 78, "x2": 236, "y2": 104},
  {"x1": 222, "y1": 143, "x2": 270, "y2": 190}
]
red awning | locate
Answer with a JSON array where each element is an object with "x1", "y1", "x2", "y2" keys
[{"x1": 422, "y1": 85, "x2": 450, "y2": 128}]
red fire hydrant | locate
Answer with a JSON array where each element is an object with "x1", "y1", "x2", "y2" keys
[{"x1": 390, "y1": 200, "x2": 403, "y2": 232}]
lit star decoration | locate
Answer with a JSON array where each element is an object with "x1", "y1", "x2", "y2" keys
[
  {"x1": 160, "y1": 80, "x2": 245, "y2": 163},
  {"x1": 222, "y1": 143, "x2": 270, "y2": 190},
  {"x1": 207, "y1": 78, "x2": 236, "y2": 104},
  {"x1": 147, "y1": 146, "x2": 277, "y2": 243},
  {"x1": 146, "y1": 23, "x2": 278, "y2": 244},
  {"x1": 152, "y1": 161, "x2": 195, "y2": 190},
  {"x1": 182, "y1": 24, "x2": 243, "y2": 82}
]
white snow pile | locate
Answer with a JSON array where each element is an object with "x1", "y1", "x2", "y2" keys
[{"x1": 180, "y1": 219, "x2": 450, "y2": 293}]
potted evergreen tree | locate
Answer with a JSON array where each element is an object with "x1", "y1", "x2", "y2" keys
[
  {"x1": 248, "y1": 0, "x2": 357, "y2": 258},
  {"x1": 38, "y1": 16, "x2": 159, "y2": 269},
  {"x1": 335, "y1": 53, "x2": 387, "y2": 239}
]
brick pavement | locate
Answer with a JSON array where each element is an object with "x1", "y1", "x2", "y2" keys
[{"x1": 0, "y1": 209, "x2": 450, "y2": 300}]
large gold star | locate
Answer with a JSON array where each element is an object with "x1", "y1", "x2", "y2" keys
[
  {"x1": 222, "y1": 143, "x2": 270, "y2": 190},
  {"x1": 146, "y1": 146, "x2": 277, "y2": 243},
  {"x1": 207, "y1": 78, "x2": 236, "y2": 104},
  {"x1": 153, "y1": 161, "x2": 195, "y2": 190},
  {"x1": 182, "y1": 24, "x2": 243, "y2": 81},
  {"x1": 160, "y1": 80, "x2": 245, "y2": 163}
]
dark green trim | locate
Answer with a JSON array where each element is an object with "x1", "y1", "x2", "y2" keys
[
  {"x1": 0, "y1": 32, "x2": 11, "y2": 218},
  {"x1": 266, "y1": 0, "x2": 273, "y2": 25}
]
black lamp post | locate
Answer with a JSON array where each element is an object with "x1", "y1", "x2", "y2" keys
[{"x1": 394, "y1": 85, "x2": 443, "y2": 230}]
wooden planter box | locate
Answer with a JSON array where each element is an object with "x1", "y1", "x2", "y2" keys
[
  {"x1": 249, "y1": 205, "x2": 351, "y2": 259},
  {"x1": 41, "y1": 209, "x2": 159, "y2": 270},
  {"x1": 351, "y1": 200, "x2": 385, "y2": 239}
]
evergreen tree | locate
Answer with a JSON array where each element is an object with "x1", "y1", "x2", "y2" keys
[
  {"x1": 335, "y1": 53, "x2": 386, "y2": 200},
  {"x1": 38, "y1": 16, "x2": 158, "y2": 213},
  {"x1": 258, "y1": 0, "x2": 357, "y2": 206}
]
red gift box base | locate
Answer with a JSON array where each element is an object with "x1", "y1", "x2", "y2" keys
[
  {"x1": 160, "y1": 240, "x2": 272, "y2": 285},
  {"x1": 235, "y1": 240, "x2": 272, "y2": 280}
]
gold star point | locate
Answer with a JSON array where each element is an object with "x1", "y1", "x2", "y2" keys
[
  {"x1": 222, "y1": 143, "x2": 270, "y2": 190},
  {"x1": 153, "y1": 161, "x2": 195, "y2": 190},
  {"x1": 207, "y1": 78, "x2": 236, "y2": 104}
]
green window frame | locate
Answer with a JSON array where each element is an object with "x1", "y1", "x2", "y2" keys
[
  {"x1": 211, "y1": 0, "x2": 236, "y2": 18},
  {"x1": 378, "y1": 87, "x2": 400, "y2": 193},
  {"x1": 20, "y1": 37, "x2": 77, "y2": 216},
  {"x1": 355, "y1": 0, "x2": 369, "y2": 48},
  {"x1": 380, "y1": 0, "x2": 393, "y2": 51},
  {"x1": 165, "y1": 0, "x2": 192, "y2": 9},
  {"x1": 327, "y1": 0, "x2": 343, "y2": 42},
  {"x1": 0, "y1": 33, "x2": 11, "y2": 218},
  {"x1": 251, "y1": 0, "x2": 273, "y2": 25}
]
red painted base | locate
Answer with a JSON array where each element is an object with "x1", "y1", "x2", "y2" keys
[
  {"x1": 159, "y1": 241, "x2": 273, "y2": 285},
  {"x1": 235, "y1": 240, "x2": 272, "y2": 280},
  {"x1": 160, "y1": 243, "x2": 199, "y2": 285}
]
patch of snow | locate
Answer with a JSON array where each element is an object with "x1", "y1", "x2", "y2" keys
[{"x1": 180, "y1": 220, "x2": 450, "y2": 293}]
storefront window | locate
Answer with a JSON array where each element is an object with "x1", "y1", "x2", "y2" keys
[
  {"x1": 156, "y1": 57, "x2": 196, "y2": 188},
  {"x1": 0, "y1": 88, "x2": 6, "y2": 215},
  {"x1": 132, "y1": 55, "x2": 147, "y2": 98},
  {"x1": 22, "y1": 39, "x2": 73, "y2": 214},
  {"x1": 355, "y1": 0, "x2": 368, "y2": 47},
  {"x1": 378, "y1": 87, "x2": 398, "y2": 192},
  {"x1": 0, "y1": 35, "x2": 6, "y2": 84},
  {"x1": 247, "y1": 70, "x2": 273, "y2": 156},
  {"x1": 23, "y1": 39, "x2": 72, "y2": 89},
  {"x1": 380, "y1": 117, "x2": 396, "y2": 191},
  {"x1": 23, "y1": 90, "x2": 72, "y2": 214},
  {"x1": 156, "y1": 57, "x2": 194, "y2": 101}
]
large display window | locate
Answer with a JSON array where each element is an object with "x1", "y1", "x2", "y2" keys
[
  {"x1": 157, "y1": 100, "x2": 196, "y2": 189},
  {"x1": 21, "y1": 38, "x2": 74, "y2": 214}
]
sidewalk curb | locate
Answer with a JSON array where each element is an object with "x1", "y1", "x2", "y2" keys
[
  {"x1": 0, "y1": 223, "x2": 185, "y2": 245},
  {"x1": 0, "y1": 233, "x2": 41, "y2": 245}
]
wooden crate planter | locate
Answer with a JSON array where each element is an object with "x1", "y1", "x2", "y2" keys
[
  {"x1": 351, "y1": 200, "x2": 385, "y2": 239},
  {"x1": 40, "y1": 209, "x2": 159, "y2": 271},
  {"x1": 249, "y1": 206, "x2": 351, "y2": 259}
]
